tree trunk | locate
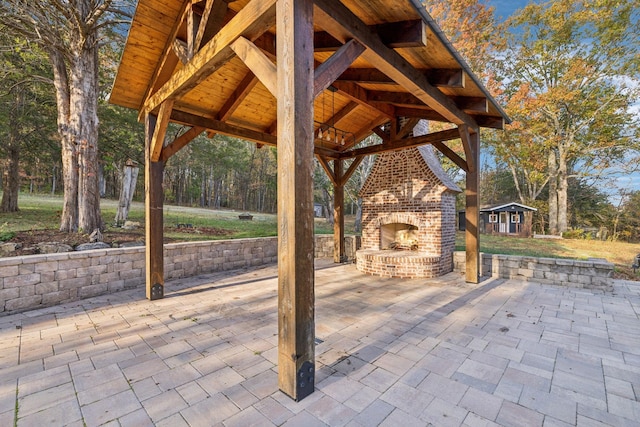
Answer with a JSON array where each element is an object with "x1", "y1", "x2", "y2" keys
[
  {"x1": 73, "y1": 42, "x2": 102, "y2": 232},
  {"x1": 547, "y1": 149, "x2": 558, "y2": 235},
  {"x1": 0, "y1": 136, "x2": 20, "y2": 212},
  {"x1": 115, "y1": 160, "x2": 139, "y2": 225},
  {"x1": 354, "y1": 197, "x2": 363, "y2": 233},
  {"x1": 50, "y1": 49, "x2": 78, "y2": 232},
  {"x1": 557, "y1": 152, "x2": 568, "y2": 234},
  {"x1": 0, "y1": 91, "x2": 22, "y2": 213},
  {"x1": 51, "y1": 164, "x2": 57, "y2": 195}
]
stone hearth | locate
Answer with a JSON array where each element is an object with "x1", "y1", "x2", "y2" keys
[{"x1": 356, "y1": 123, "x2": 461, "y2": 278}]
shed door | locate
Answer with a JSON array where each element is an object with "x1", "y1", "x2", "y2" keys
[{"x1": 499, "y1": 212, "x2": 508, "y2": 233}]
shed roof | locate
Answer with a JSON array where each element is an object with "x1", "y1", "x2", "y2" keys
[
  {"x1": 110, "y1": 0, "x2": 509, "y2": 161},
  {"x1": 481, "y1": 202, "x2": 538, "y2": 213}
]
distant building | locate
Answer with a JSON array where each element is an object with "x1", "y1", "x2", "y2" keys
[{"x1": 459, "y1": 202, "x2": 537, "y2": 236}]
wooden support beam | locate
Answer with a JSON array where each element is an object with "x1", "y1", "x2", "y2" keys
[
  {"x1": 160, "y1": 126, "x2": 206, "y2": 162},
  {"x1": 458, "y1": 124, "x2": 477, "y2": 173},
  {"x1": 276, "y1": 0, "x2": 315, "y2": 401},
  {"x1": 371, "y1": 124, "x2": 390, "y2": 142},
  {"x1": 217, "y1": 71, "x2": 259, "y2": 121},
  {"x1": 314, "y1": 0, "x2": 477, "y2": 128},
  {"x1": 144, "y1": 0, "x2": 277, "y2": 115},
  {"x1": 348, "y1": 114, "x2": 390, "y2": 149},
  {"x1": 432, "y1": 141, "x2": 468, "y2": 172},
  {"x1": 314, "y1": 39, "x2": 365, "y2": 98},
  {"x1": 452, "y1": 96, "x2": 488, "y2": 113},
  {"x1": 340, "y1": 155, "x2": 364, "y2": 186},
  {"x1": 171, "y1": 110, "x2": 277, "y2": 145},
  {"x1": 313, "y1": 19, "x2": 426, "y2": 51},
  {"x1": 396, "y1": 117, "x2": 420, "y2": 140},
  {"x1": 187, "y1": 4, "x2": 201, "y2": 61},
  {"x1": 172, "y1": 110, "x2": 340, "y2": 158},
  {"x1": 316, "y1": 155, "x2": 337, "y2": 185},
  {"x1": 339, "y1": 128, "x2": 460, "y2": 159},
  {"x1": 145, "y1": 114, "x2": 165, "y2": 300},
  {"x1": 337, "y1": 68, "x2": 464, "y2": 88},
  {"x1": 173, "y1": 39, "x2": 190, "y2": 64},
  {"x1": 230, "y1": 36, "x2": 277, "y2": 96},
  {"x1": 464, "y1": 129, "x2": 480, "y2": 283},
  {"x1": 331, "y1": 81, "x2": 395, "y2": 118},
  {"x1": 150, "y1": 100, "x2": 174, "y2": 162},
  {"x1": 314, "y1": 100, "x2": 358, "y2": 136},
  {"x1": 368, "y1": 91, "x2": 487, "y2": 113},
  {"x1": 141, "y1": 2, "x2": 191, "y2": 114},
  {"x1": 394, "y1": 107, "x2": 505, "y2": 130},
  {"x1": 194, "y1": 0, "x2": 231, "y2": 51},
  {"x1": 333, "y1": 159, "x2": 345, "y2": 263}
]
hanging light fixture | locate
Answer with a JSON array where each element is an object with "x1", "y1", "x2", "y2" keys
[{"x1": 314, "y1": 85, "x2": 355, "y2": 147}]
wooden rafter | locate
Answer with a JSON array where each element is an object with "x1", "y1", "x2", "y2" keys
[
  {"x1": 230, "y1": 36, "x2": 277, "y2": 96},
  {"x1": 396, "y1": 117, "x2": 420, "y2": 140},
  {"x1": 139, "y1": 3, "x2": 190, "y2": 115},
  {"x1": 313, "y1": 19, "x2": 426, "y2": 51},
  {"x1": 216, "y1": 71, "x2": 259, "y2": 121},
  {"x1": 314, "y1": 100, "x2": 358, "y2": 135},
  {"x1": 347, "y1": 114, "x2": 390, "y2": 149},
  {"x1": 336, "y1": 68, "x2": 465, "y2": 88},
  {"x1": 314, "y1": 40, "x2": 365, "y2": 98},
  {"x1": 194, "y1": 0, "x2": 232, "y2": 52},
  {"x1": 368, "y1": 90, "x2": 488, "y2": 113},
  {"x1": 331, "y1": 81, "x2": 395, "y2": 118},
  {"x1": 170, "y1": 109, "x2": 341, "y2": 158},
  {"x1": 314, "y1": 0, "x2": 478, "y2": 128},
  {"x1": 171, "y1": 110, "x2": 276, "y2": 145},
  {"x1": 339, "y1": 127, "x2": 460, "y2": 159},
  {"x1": 394, "y1": 106, "x2": 504, "y2": 130},
  {"x1": 144, "y1": 0, "x2": 277, "y2": 115}
]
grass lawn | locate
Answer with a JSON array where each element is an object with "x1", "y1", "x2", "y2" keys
[{"x1": 2, "y1": 193, "x2": 639, "y2": 279}]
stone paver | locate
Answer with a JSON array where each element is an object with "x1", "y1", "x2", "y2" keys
[{"x1": 0, "y1": 260, "x2": 639, "y2": 426}]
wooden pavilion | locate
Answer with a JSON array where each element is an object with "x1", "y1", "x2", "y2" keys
[{"x1": 110, "y1": 0, "x2": 510, "y2": 400}]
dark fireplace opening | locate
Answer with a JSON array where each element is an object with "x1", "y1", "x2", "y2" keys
[{"x1": 381, "y1": 223, "x2": 419, "y2": 251}]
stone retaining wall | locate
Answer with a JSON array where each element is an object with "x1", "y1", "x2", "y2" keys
[
  {"x1": 453, "y1": 251, "x2": 614, "y2": 291},
  {"x1": 0, "y1": 235, "x2": 360, "y2": 316}
]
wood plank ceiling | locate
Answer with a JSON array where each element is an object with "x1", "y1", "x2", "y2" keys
[{"x1": 111, "y1": 0, "x2": 510, "y2": 167}]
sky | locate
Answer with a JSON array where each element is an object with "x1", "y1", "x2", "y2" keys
[{"x1": 486, "y1": 0, "x2": 530, "y2": 21}]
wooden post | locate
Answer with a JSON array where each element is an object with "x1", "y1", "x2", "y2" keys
[
  {"x1": 145, "y1": 114, "x2": 165, "y2": 300},
  {"x1": 276, "y1": 0, "x2": 315, "y2": 401},
  {"x1": 465, "y1": 130, "x2": 480, "y2": 283},
  {"x1": 333, "y1": 159, "x2": 345, "y2": 263}
]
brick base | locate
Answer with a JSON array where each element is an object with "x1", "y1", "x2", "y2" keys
[{"x1": 356, "y1": 249, "x2": 453, "y2": 278}]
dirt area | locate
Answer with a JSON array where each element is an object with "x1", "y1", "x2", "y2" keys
[{"x1": 2, "y1": 226, "x2": 231, "y2": 257}]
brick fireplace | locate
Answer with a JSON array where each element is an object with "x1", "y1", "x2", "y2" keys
[{"x1": 356, "y1": 129, "x2": 461, "y2": 278}]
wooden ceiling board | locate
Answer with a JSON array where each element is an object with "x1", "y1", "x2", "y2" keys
[{"x1": 111, "y1": 0, "x2": 510, "y2": 151}]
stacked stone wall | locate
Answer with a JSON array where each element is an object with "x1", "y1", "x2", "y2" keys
[
  {"x1": 453, "y1": 252, "x2": 614, "y2": 291},
  {"x1": 0, "y1": 235, "x2": 359, "y2": 315}
]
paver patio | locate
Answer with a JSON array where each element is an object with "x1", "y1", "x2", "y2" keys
[{"x1": 0, "y1": 260, "x2": 639, "y2": 426}]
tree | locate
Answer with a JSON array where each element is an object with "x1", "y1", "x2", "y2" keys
[
  {"x1": 423, "y1": 0, "x2": 503, "y2": 77},
  {"x1": 0, "y1": 0, "x2": 132, "y2": 232},
  {"x1": 497, "y1": 0, "x2": 640, "y2": 235},
  {"x1": 0, "y1": 35, "x2": 56, "y2": 212}
]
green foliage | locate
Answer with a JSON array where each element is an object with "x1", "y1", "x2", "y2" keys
[{"x1": 0, "y1": 230, "x2": 15, "y2": 242}]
